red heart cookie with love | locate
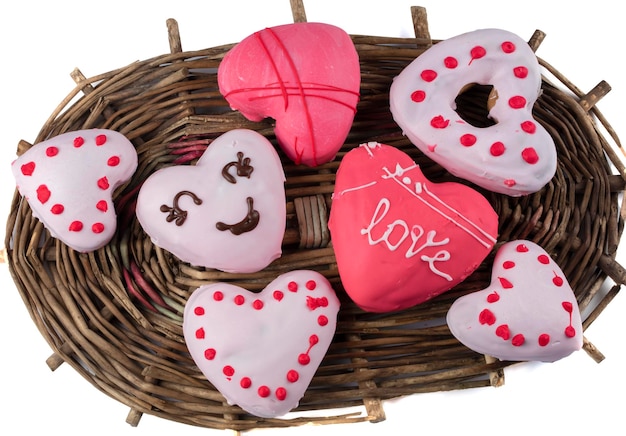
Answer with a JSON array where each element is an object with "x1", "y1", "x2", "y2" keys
[
  {"x1": 11, "y1": 129, "x2": 137, "y2": 252},
  {"x1": 183, "y1": 270, "x2": 340, "y2": 418},
  {"x1": 136, "y1": 129, "x2": 286, "y2": 273},
  {"x1": 446, "y1": 240, "x2": 583, "y2": 362},
  {"x1": 328, "y1": 142, "x2": 498, "y2": 313},
  {"x1": 217, "y1": 22, "x2": 360, "y2": 167}
]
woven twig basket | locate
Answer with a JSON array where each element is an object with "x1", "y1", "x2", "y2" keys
[{"x1": 5, "y1": 2, "x2": 626, "y2": 433}]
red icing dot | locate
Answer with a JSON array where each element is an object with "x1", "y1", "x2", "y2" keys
[
  {"x1": 513, "y1": 66, "x2": 529, "y2": 78},
  {"x1": 287, "y1": 369, "x2": 299, "y2": 383},
  {"x1": 565, "y1": 326, "x2": 576, "y2": 338},
  {"x1": 478, "y1": 309, "x2": 496, "y2": 326},
  {"x1": 501, "y1": 41, "x2": 516, "y2": 53},
  {"x1": 95, "y1": 134, "x2": 107, "y2": 146},
  {"x1": 36, "y1": 184, "x2": 51, "y2": 204},
  {"x1": 498, "y1": 277, "x2": 513, "y2": 289},
  {"x1": 240, "y1": 377, "x2": 252, "y2": 389},
  {"x1": 253, "y1": 299, "x2": 264, "y2": 310},
  {"x1": 288, "y1": 281, "x2": 298, "y2": 292},
  {"x1": 195, "y1": 327, "x2": 205, "y2": 339},
  {"x1": 503, "y1": 260, "x2": 515, "y2": 269},
  {"x1": 470, "y1": 45, "x2": 486, "y2": 61},
  {"x1": 562, "y1": 301, "x2": 573, "y2": 313},
  {"x1": 46, "y1": 146, "x2": 59, "y2": 157},
  {"x1": 318, "y1": 315, "x2": 329, "y2": 326},
  {"x1": 537, "y1": 254, "x2": 550, "y2": 264},
  {"x1": 92, "y1": 222, "x2": 105, "y2": 234},
  {"x1": 522, "y1": 147, "x2": 539, "y2": 164},
  {"x1": 460, "y1": 134, "x2": 477, "y2": 147},
  {"x1": 69, "y1": 221, "x2": 83, "y2": 232},
  {"x1": 204, "y1": 348, "x2": 216, "y2": 360},
  {"x1": 74, "y1": 136, "x2": 85, "y2": 147},
  {"x1": 107, "y1": 156, "x2": 120, "y2": 166},
  {"x1": 309, "y1": 334, "x2": 319, "y2": 346},
  {"x1": 420, "y1": 69, "x2": 437, "y2": 82},
  {"x1": 234, "y1": 295, "x2": 245, "y2": 305},
  {"x1": 50, "y1": 204, "x2": 64, "y2": 215},
  {"x1": 490, "y1": 142, "x2": 506, "y2": 156},
  {"x1": 298, "y1": 353, "x2": 311, "y2": 365},
  {"x1": 511, "y1": 334, "x2": 526, "y2": 346},
  {"x1": 516, "y1": 244, "x2": 529, "y2": 253},
  {"x1": 258, "y1": 386, "x2": 270, "y2": 398},
  {"x1": 411, "y1": 90, "x2": 426, "y2": 102},
  {"x1": 538, "y1": 334, "x2": 550, "y2": 347},
  {"x1": 96, "y1": 200, "x2": 108, "y2": 212},
  {"x1": 509, "y1": 95, "x2": 527, "y2": 109},
  {"x1": 504, "y1": 179, "x2": 516, "y2": 187},
  {"x1": 521, "y1": 120, "x2": 537, "y2": 134},
  {"x1": 20, "y1": 161, "x2": 35, "y2": 176},
  {"x1": 430, "y1": 115, "x2": 450, "y2": 129},
  {"x1": 194, "y1": 306, "x2": 205, "y2": 316},
  {"x1": 487, "y1": 292, "x2": 500, "y2": 303},
  {"x1": 306, "y1": 280, "x2": 317, "y2": 290},
  {"x1": 273, "y1": 290, "x2": 284, "y2": 301},
  {"x1": 495, "y1": 324, "x2": 511, "y2": 340},
  {"x1": 223, "y1": 365, "x2": 235, "y2": 377},
  {"x1": 213, "y1": 291, "x2": 224, "y2": 301},
  {"x1": 97, "y1": 176, "x2": 110, "y2": 190},
  {"x1": 275, "y1": 387, "x2": 287, "y2": 401},
  {"x1": 553, "y1": 274, "x2": 564, "y2": 287},
  {"x1": 444, "y1": 56, "x2": 458, "y2": 68}
]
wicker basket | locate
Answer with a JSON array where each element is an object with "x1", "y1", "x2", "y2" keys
[{"x1": 5, "y1": 2, "x2": 626, "y2": 433}]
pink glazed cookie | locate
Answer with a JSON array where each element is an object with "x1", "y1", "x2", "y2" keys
[
  {"x1": 136, "y1": 129, "x2": 286, "y2": 273},
  {"x1": 11, "y1": 129, "x2": 137, "y2": 252},
  {"x1": 390, "y1": 28, "x2": 557, "y2": 196},
  {"x1": 218, "y1": 22, "x2": 360, "y2": 167},
  {"x1": 183, "y1": 270, "x2": 340, "y2": 418},
  {"x1": 328, "y1": 142, "x2": 498, "y2": 313},
  {"x1": 446, "y1": 240, "x2": 583, "y2": 362}
]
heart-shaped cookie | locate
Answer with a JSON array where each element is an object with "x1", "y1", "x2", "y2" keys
[
  {"x1": 446, "y1": 240, "x2": 583, "y2": 362},
  {"x1": 11, "y1": 129, "x2": 137, "y2": 252},
  {"x1": 218, "y1": 22, "x2": 360, "y2": 167},
  {"x1": 136, "y1": 129, "x2": 286, "y2": 273},
  {"x1": 328, "y1": 142, "x2": 498, "y2": 312},
  {"x1": 183, "y1": 270, "x2": 340, "y2": 418}
]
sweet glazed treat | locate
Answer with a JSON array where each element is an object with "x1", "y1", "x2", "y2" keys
[
  {"x1": 389, "y1": 28, "x2": 557, "y2": 196},
  {"x1": 218, "y1": 22, "x2": 360, "y2": 167},
  {"x1": 183, "y1": 270, "x2": 340, "y2": 418},
  {"x1": 136, "y1": 129, "x2": 286, "y2": 273},
  {"x1": 11, "y1": 129, "x2": 137, "y2": 253},
  {"x1": 328, "y1": 142, "x2": 498, "y2": 313},
  {"x1": 446, "y1": 240, "x2": 583, "y2": 362}
]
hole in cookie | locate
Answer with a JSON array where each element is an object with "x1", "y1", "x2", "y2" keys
[{"x1": 454, "y1": 83, "x2": 497, "y2": 128}]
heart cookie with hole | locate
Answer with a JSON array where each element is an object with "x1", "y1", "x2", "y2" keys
[
  {"x1": 11, "y1": 129, "x2": 137, "y2": 252},
  {"x1": 136, "y1": 129, "x2": 286, "y2": 273},
  {"x1": 328, "y1": 142, "x2": 498, "y2": 313},
  {"x1": 218, "y1": 22, "x2": 360, "y2": 167},
  {"x1": 446, "y1": 240, "x2": 583, "y2": 362},
  {"x1": 183, "y1": 270, "x2": 340, "y2": 418}
]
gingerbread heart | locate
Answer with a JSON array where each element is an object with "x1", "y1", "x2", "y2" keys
[
  {"x1": 217, "y1": 22, "x2": 360, "y2": 167},
  {"x1": 11, "y1": 129, "x2": 137, "y2": 252},
  {"x1": 183, "y1": 270, "x2": 340, "y2": 418},
  {"x1": 446, "y1": 240, "x2": 583, "y2": 362},
  {"x1": 136, "y1": 129, "x2": 286, "y2": 273},
  {"x1": 328, "y1": 142, "x2": 498, "y2": 312}
]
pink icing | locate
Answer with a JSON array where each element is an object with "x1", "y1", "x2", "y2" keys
[
  {"x1": 389, "y1": 28, "x2": 557, "y2": 196},
  {"x1": 11, "y1": 129, "x2": 137, "y2": 252},
  {"x1": 182, "y1": 270, "x2": 340, "y2": 418}
]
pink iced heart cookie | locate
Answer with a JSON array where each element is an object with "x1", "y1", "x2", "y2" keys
[
  {"x1": 11, "y1": 129, "x2": 137, "y2": 252},
  {"x1": 218, "y1": 22, "x2": 360, "y2": 167},
  {"x1": 390, "y1": 28, "x2": 557, "y2": 196},
  {"x1": 328, "y1": 142, "x2": 498, "y2": 313},
  {"x1": 183, "y1": 270, "x2": 340, "y2": 418},
  {"x1": 446, "y1": 240, "x2": 583, "y2": 362},
  {"x1": 136, "y1": 129, "x2": 286, "y2": 273}
]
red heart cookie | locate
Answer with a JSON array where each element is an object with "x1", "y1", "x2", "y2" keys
[
  {"x1": 11, "y1": 129, "x2": 137, "y2": 252},
  {"x1": 446, "y1": 240, "x2": 583, "y2": 362},
  {"x1": 328, "y1": 142, "x2": 498, "y2": 312},
  {"x1": 218, "y1": 22, "x2": 360, "y2": 167},
  {"x1": 183, "y1": 270, "x2": 340, "y2": 418}
]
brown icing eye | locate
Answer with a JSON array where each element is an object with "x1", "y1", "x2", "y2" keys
[
  {"x1": 160, "y1": 190, "x2": 203, "y2": 226},
  {"x1": 222, "y1": 151, "x2": 254, "y2": 183}
]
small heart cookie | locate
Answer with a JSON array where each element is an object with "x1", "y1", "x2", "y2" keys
[
  {"x1": 136, "y1": 129, "x2": 286, "y2": 273},
  {"x1": 218, "y1": 22, "x2": 360, "y2": 167},
  {"x1": 11, "y1": 129, "x2": 137, "y2": 252},
  {"x1": 183, "y1": 270, "x2": 340, "y2": 418},
  {"x1": 446, "y1": 240, "x2": 583, "y2": 362}
]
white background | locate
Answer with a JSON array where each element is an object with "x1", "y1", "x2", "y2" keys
[{"x1": 1, "y1": 1, "x2": 624, "y2": 435}]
